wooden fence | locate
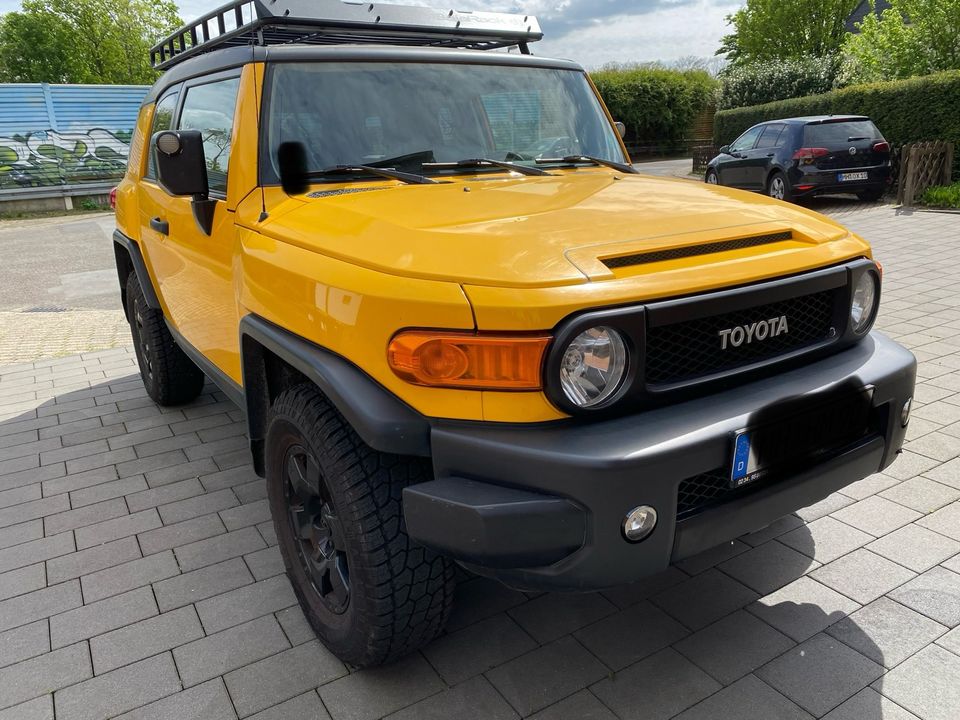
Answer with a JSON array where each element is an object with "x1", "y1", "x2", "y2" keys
[
  {"x1": 897, "y1": 141, "x2": 955, "y2": 206},
  {"x1": 691, "y1": 145, "x2": 718, "y2": 175}
]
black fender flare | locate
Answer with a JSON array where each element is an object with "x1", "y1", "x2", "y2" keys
[{"x1": 113, "y1": 230, "x2": 161, "y2": 314}]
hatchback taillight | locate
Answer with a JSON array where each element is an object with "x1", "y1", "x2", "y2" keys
[
  {"x1": 109, "y1": 187, "x2": 117, "y2": 210},
  {"x1": 792, "y1": 147, "x2": 829, "y2": 164},
  {"x1": 872, "y1": 141, "x2": 890, "y2": 153}
]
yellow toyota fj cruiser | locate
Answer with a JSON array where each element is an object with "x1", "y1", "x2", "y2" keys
[{"x1": 113, "y1": 0, "x2": 917, "y2": 667}]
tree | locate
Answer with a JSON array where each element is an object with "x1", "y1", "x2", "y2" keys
[
  {"x1": 842, "y1": 0, "x2": 960, "y2": 83},
  {"x1": 717, "y1": 0, "x2": 861, "y2": 66},
  {"x1": 0, "y1": 0, "x2": 181, "y2": 84}
]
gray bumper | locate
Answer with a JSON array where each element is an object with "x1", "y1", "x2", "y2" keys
[{"x1": 403, "y1": 332, "x2": 916, "y2": 591}]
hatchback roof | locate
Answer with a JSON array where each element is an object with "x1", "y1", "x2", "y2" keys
[{"x1": 765, "y1": 115, "x2": 871, "y2": 125}]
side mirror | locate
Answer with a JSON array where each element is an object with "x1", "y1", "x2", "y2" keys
[
  {"x1": 278, "y1": 141, "x2": 309, "y2": 196},
  {"x1": 719, "y1": 144, "x2": 731, "y2": 155},
  {"x1": 614, "y1": 121, "x2": 627, "y2": 139},
  {"x1": 153, "y1": 130, "x2": 215, "y2": 235}
]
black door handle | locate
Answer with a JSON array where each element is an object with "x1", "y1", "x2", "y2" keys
[
  {"x1": 150, "y1": 217, "x2": 169, "y2": 235},
  {"x1": 766, "y1": 153, "x2": 775, "y2": 157}
]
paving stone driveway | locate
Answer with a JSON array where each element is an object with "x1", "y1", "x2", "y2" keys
[{"x1": 1, "y1": 202, "x2": 959, "y2": 720}]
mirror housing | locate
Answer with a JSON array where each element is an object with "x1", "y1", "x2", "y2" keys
[
  {"x1": 153, "y1": 130, "x2": 216, "y2": 236},
  {"x1": 614, "y1": 121, "x2": 626, "y2": 139},
  {"x1": 719, "y1": 144, "x2": 731, "y2": 155},
  {"x1": 278, "y1": 141, "x2": 310, "y2": 196}
]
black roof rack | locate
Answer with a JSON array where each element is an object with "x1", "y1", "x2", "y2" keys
[{"x1": 150, "y1": 0, "x2": 543, "y2": 70}]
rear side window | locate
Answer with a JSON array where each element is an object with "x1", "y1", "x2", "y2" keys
[
  {"x1": 756, "y1": 124, "x2": 786, "y2": 149},
  {"x1": 803, "y1": 120, "x2": 881, "y2": 147},
  {"x1": 178, "y1": 77, "x2": 241, "y2": 195},
  {"x1": 146, "y1": 91, "x2": 178, "y2": 180}
]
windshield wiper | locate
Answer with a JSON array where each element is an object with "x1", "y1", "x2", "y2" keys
[
  {"x1": 425, "y1": 158, "x2": 553, "y2": 177},
  {"x1": 305, "y1": 165, "x2": 437, "y2": 185},
  {"x1": 847, "y1": 136, "x2": 871, "y2": 142},
  {"x1": 535, "y1": 155, "x2": 639, "y2": 174}
]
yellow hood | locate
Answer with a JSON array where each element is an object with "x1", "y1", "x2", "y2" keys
[{"x1": 260, "y1": 170, "x2": 864, "y2": 289}]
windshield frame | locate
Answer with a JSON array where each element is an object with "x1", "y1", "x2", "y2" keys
[{"x1": 257, "y1": 56, "x2": 628, "y2": 186}]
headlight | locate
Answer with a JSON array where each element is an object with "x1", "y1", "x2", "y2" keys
[
  {"x1": 851, "y1": 272, "x2": 878, "y2": 333},
  {"x1": 559, "y1": 326, "x2": 628, "y2": 408}
]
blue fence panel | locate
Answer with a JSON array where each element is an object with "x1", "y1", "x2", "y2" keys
[{"x1": 0, "y1": 83, "x2": 149, "y2": 190}]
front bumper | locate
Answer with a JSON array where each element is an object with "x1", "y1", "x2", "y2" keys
[{"x1": 403, "y1": 332, "x2": 916, "y2": 591}]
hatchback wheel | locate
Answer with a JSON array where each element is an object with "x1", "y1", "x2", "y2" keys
[
  {"x1": 767, "y1": 171, "x2": 792, "y2": 202},
  {"x1": 705, "y1": 169, "x2": 718, "y2": 185}
]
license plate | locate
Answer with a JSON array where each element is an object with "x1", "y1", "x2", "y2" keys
[
  {"x1": 838, "y1": 171, "x2": 869, "y2": 182},
  {"x1": 730, "y1": 388, "x2": 874, "y2": 489}
]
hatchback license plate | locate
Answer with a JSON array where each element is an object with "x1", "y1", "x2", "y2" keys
[{"x1": 838, "y1": 171, "x2": 869, "y2": 182}]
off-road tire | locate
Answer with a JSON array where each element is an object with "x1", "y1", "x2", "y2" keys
[
  {"x1": 265, "y1": 383, "x2": 455, "y2": 667},
  {"x1": 126, "y1": 272, "x2": 205, "y2": 406},
  {"x1": 767, "y1": 171, "x2": 793, "y2": 202}
]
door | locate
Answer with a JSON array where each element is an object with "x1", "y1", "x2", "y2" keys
[
  {"x1": 718, "y1": 125, "x2": 763, "y2": 187},
  {"x1": 136, "y1": 72, "x2": 243, "y2": 384},
  {"x1": 741, "y1": 124, "x2": 785, "y2": 190}
]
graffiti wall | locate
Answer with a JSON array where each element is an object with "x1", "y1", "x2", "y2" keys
[{"x1": 0, "y1": 129, "x2": 131, "y2": 188}]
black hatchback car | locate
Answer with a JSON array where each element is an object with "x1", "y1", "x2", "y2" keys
[{"x1": 706, "y1": 116, "x2": 891, "y2": 202}]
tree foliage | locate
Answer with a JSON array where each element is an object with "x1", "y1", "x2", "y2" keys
[
  {"x1": 718, "y1": 0, "x2": 861, "y2": 65},
  {"x1": 0, "y1": 0, "x2": 181, "y2": 84},
  {"x1": 718, "y1": 56, "x2": 841, "y2": 110},
  {"x1": 842, "y1": 0, "x2": 960, "y2": 83},
  {"x1": 591, "y1": 65, "x2": 718, "y2": 149}
]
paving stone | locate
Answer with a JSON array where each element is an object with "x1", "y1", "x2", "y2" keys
[
  {"x1": 924, "y1": 457, "x2": 960, "y2": 490},
  {"x1": 0, "y1": 519, "x2": 43, "y2": 551},
  {"x1": 878, "y1": 644, "x2": 960, "y2": 720},
  {"x1": 138, "y1": 513, "x2": 225, "y2": 555},
  {"x1": 652, "y1": 568, "x2": 759, "y2": 631},
  {"x1": 54, "y1": 652, "x2": 181, "y2": 720},
  {"x1": 175, "y1": 526, "x2": 266, "y2": 572},
  {"x1": 0, "y1": 563, "x2": 45, "y2": 601},
  {"x1": 184, "y1": 435, "x2": 246, "y2": 462},
  {"x1": 748, "y1": 576, "x2": 860, "y2": 643},
  {"x1": 444, "y1": 578, "x2": 529, "y2": 632},
  {"x1": 275, "y1": 605, "x2": 315, "y2": 645},
  {"x1": 227, "y1": 640, "x2": 346, "y2": 717},
  {"x1": 256, "y1": 520, "x2": 277, "y2": 547},
  {"x1": 779, "y1": 516, "x2": 874, "y2": 562},
  {"x1": 718, "y1": 540, "x2": 819, "y2": 595},
  {"x1": 674, "y1": 674, "x2": 812, "y2": 720},
  {"x1": 196, "y1": 575, "x2": 297, "y2": 634},
  {"x1": 42, "y1": 466, "x2": 118, "y2": 497},
  {"x1": 676, "y1": 539, "x2": 750, "y2": 575},
  {"x1": 220, "y1": 499, "x2": 270, "y2": 531},
  {"x1": 827, "y1": 596, "x2": 947, "y2": 668},
  {"x1": 0, "y1": 483, "x2": 40, "y2": 510},
  {"x1": 0, "y1": 695, "x2": 53, "y2": 720},
  {"x1": 0, "y1": 466, "x2": 65, "y2": 497},
  {"x1": 0, "y1": 494, "x2": 70, "y2": 529},
  {"x1": 0, "y1": 579, "x2": 81, "y2": 634},
  {"x1": 0, "y1": 531, "x2": 73, "y2": 574},
  {"x1": 866, "y1": 523, "x2": 960, "y2": 572},
  {"x1": 882, "y1": 476, "x2": 960, "y2": 513},
  {"x1": 199, "y1": 466, "x2": 260, "y2": 493},
  {"x1": 591, "y1": 647, "x2": 721, "y2": 720},
  {"x1": 113, "y1": 679, "x2": 237, "y2": 720},
  {"x1": 674, "y1": 609, "x2": 795, "y2": 685},
  {"x1": 70, "y1": 476, "x2": 147, "y2": 508},
  {"x1": 125, "y1": 478, "x2": 205, "y2": 513},
  {"x1": 50, "y1": 586, "x2": 157, "y2": 649},
  {"x1": 527, "y1": 690, "x2": 615, "y2": 720},
  {"x1": 46, "y1": 536, "x2": 141, "y2": 584},
  {"x1": 600, "y1": 567, "x2": 688, "y2": 609},
  {"x1": 822, "y1": 687, "x2": 919, "y2": 720},
  {"x1": 243, "y1": 545, "x2": 284, "y2": 581},
  {"x1": 143, "y1": 458, "x2": 218, "y2": 488},
  {"x1": 116, "y1": 450, "x2": 190, "y2": 479},
  {"x1": 485, "y1": 636, "x2": 608, "y2": 717},
  {"x1": 233, "y1": 480, "x2": 267, "y2": 505},
  {"x1": 0, "y1": 620, "x2": 49, "y2": 668},
  {"x1": 160, "y1": 487, "x2": 239, "y2": 525},
  {"x1": 44, "y1": 497, "x2": 128, "y2": 535},
  {"x1": 917, "y1": 501, "x2": 960, "y2": 541},
  {"x1": 154, "y1": 556, "x2": 252, "y2": 612},
  {"x1": 883, "y1": 450, "x2": 941, "y2": 480},
  {"x1": 829, "y1": 496, "x2": 924, "y2": 538},
  {"x1": 75, "y1": 509, "x2": 162, "y2": 550},
  {"x1": 757, "y1": 633, "x2": 883, "y2": 717},
  {"x1": 81, "y1": 550, "x2": 180, "y2": 603},
  {"x1": 91, "y1": 605, "x2": 204, "y2": 674},
  {"x1": 810, "y1": 548, "x2": 917, "y2": 604},
  {"x1": 174, "y1": 614, "x2": 290, "y2": 687},
  {"x1": 574, "y1": 599, "x2": 689, "y2": 671},
  {"x1": 0, "y1": 641, "x2": 91, "y2": 710},
  {"x1": 423, "y1": 613, "x2": 537, "y2": 685},
  {"x1": 509, "y1": 591, "x2": 616, "y2": 644},
  {"x1": 839, "y1": 473, "x2": 901, "y2": 501},
  {"x1": 107, "y1": 425, "x2": 173, "y2": 451},
  {"x1": 66, "y1": 447, "x2": 136, "y2": 475},
  {"x1": 247, "y1": 691, "x2": 329, "y2": 720},
  {"x1": 795, "y1": 494, "x2": 854, "y2": 523},
  {"x1": 386, "y1": 675, "x2": 517, "y2": 720},
  {"x1": 888, "y1": 566, "x2": 960, "y2": 627}
]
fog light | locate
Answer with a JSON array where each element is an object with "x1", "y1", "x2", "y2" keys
[
  {"x1": 623, "y1": 505, "x2": 657, "y2": 542},
  {"x1": 901, "y1": 397, "x2": 912, "y2": 427}
]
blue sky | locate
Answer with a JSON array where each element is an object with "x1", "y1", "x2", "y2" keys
[{"x1": 0, "y1": 0, "x2": 743, "y2": 68}]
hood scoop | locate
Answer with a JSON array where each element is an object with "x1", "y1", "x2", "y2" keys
[
  {"x1": 602, "y1": 231, "x2": 794, "y2": 269},
  {"x1": 307, "y1": 187, "x2": 389, "y2": 199}
]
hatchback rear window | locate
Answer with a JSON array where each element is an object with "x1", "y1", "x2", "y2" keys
[{"x1": 803, "y1": 120, "x2": 881, "y2": 147}]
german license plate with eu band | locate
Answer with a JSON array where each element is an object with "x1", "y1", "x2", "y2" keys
[
  {"x1": 731, "y1": 388, "x2": 875, "y2": 489},
  {"x1": 838, "y1": 171, "x2": 869, "y2": 182}
]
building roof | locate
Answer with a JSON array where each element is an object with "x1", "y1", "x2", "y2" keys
[{"x1": 845, "y1": 0, "x2": 894, "y2": 33}]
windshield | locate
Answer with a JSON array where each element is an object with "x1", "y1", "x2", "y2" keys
[{"x1": 264, "y1": 61, "x2": 625, "y2": 181}]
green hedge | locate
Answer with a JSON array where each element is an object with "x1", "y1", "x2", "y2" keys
[
  {"x1": 718, "y1": 56, "x2": 840, "y2": 111},
  {"x1": 714, "y1": 70, "x2": 960, "y2": 178},
  {"x1": 592, "y1": 66, "x2": 717, "y2": 150}
]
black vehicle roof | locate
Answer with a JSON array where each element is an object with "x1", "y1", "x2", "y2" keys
[
  {"x1": 759, "y1": 115, "x2": 872, "y2": 125},
  {"x1": 143, "y1": 44, "x2": 583, "y2": 105}
]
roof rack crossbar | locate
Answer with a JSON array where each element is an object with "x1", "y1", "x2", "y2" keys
[{"x1": 150, "y1": 0, "x2": 542, "y2": 70}]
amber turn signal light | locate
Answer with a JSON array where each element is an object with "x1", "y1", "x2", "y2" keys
[{"x1": 388, "y1": 331, "x2": 550, "y2": 389}]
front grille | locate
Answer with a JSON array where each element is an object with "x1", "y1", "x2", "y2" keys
[
  {"x1": 677, "y1": 468, "x2": 731, "y2": 518},
  {"x1": 603, "y1": 232, "x2": 792, "y2": 269},
  {"x1": 645, "y1": 288, "x2": 838, "y2": 386}
]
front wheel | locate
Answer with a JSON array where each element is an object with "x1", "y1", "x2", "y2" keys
[
  {"x1": 266, "y1": 384, "x2": 454, "y2": 667},
  {"x1": 767, "y1": 171, "x2": 793, "y2": 202},
  {"x1": 705, "y1": 169, "x2": 718, "y2": 185}
]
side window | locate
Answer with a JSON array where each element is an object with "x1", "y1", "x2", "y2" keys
[
  {"x1": 178, "y1": 77, "x2": 241, "y2": 195},
  {"x1": 146, "y1": 91, "x2": 178, "y2": 180},
  {"x1": 756, "y1": 124, "x2": 785, "y2": 149},
  {"x1": 731, "y1": 126, "x2": 762, "y2": 152}
]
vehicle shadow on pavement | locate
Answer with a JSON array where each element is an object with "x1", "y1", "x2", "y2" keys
[{"x1": 0, "y1": 369, "x2": 889, "y2": 719}]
